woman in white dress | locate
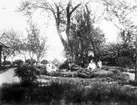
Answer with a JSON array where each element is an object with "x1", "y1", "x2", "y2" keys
[{"x1": 87, "y1": 60, "x2": 96, "y2": 70}]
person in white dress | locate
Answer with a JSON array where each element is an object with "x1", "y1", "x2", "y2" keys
[
  {"x1": 97, "y1": 60, "x2": 102, "y2": 68},
  {"x1": 87, "y1": 60, "x2": 96, "y2": 70}
]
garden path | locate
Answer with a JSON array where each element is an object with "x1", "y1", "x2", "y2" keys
[{"x1": 0, "y1": 68, "x2": 20, "y2": 86}]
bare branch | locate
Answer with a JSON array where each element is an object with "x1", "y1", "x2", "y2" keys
[{"x1": 70, "y1": 3, "x2": 81, "y2": 16}]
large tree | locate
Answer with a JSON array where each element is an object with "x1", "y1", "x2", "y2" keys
[
  {"x1": 19, "y1": 0, "x2": 81, "y2": 61},
  {"x1": 70, "y1": 5, "x2": 105, "y2": 66}
]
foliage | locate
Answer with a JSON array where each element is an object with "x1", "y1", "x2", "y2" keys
[
  {"x1": 25, "y1": 59, "x2": 36, "y2": 65},
  {"x1": 117, "y1": 57, "x2": 133, "y2": 68},
  {"x1": 14, "y1": 64, "x2": 38, "y2": 84},
  {"x1": 47, "y1": 71, "x2": 78, "y2": 77},
  {"x1": 77, "y1": 69, "x2": 114, "y2": 78},
  {"x1": 59, "y1": 60, "x2": 69, "y2": 70},
  {"x1": 1, "y1": 61, "x2": 11, "y2": 66},
  {"x1": 13, "y1": 59, "x2": 24, "y2": 66},
  {"x1": 37, "y1": 65, "x2": 47, "y2": 75},
  {"x1": 41, "y1": 59, "x2": 48, "y2": 64},
  {"x1": 1, "y1": 81, "x2": 137, "y2": 105},
  {"x1": 70, "y1": 6, "x2": 105, "y2": 66},
  {"x1": 25, "y1": 20, "x2": 47, "y2": 62},
  {"x1": 100, "y1": 0, "x2": 137, "y2": 79},
  {"x1": 1, "y1": 30, "x2": 23, "y2": 61},
  {"x1": 101, "y1": 43, "x2": 135, "y2": 67},
  {"x1": 18, "y1": 0, "x2": 82, "y2": 61},
  {"x1": 52, "y1": 58, "x2": 60, "y2": 67}
]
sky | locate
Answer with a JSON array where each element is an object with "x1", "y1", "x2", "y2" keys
[{"x1": 0, "y1": 0, "x2": 120, "y2": 62}]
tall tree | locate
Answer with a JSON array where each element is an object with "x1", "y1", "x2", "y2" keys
[
  {"x1": 26, "y1": 20, "x2": 47, "y2": 63},
  {"x1": 18, "y1": 0, "x2": 81, "y2": 61},
  {"x1": 70, "y1": 5, "x2": 105, "y2": 66}
]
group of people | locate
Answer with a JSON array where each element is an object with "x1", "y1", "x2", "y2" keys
[
  {"x1": 46, "y1": 59, "x2": 102, "y2": 72},
  {"x1": 87, "y1": 60, "x2": 102, "y2": 70}
]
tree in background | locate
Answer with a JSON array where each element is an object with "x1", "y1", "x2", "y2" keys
[
  {"x1": 0, "y1": 21, "x2": 47, "y2": 64},
  {"x1": 99, "y1": 0, "x2": 137, "y2": 80},
  {"x1": 70, "y1": 5, "x2": 105, "y2": 67},
  {"x1": 101, "y1": 43, "x2": 134, "y2": 68},
  {"x1": 18, "y1": 0, "x2": 81, "y2": 62},
  {"x1": 26, "y1": 19, "x2": 47, "y2": 63},
  {"x1": 18, "y1": 0, "x2": 106, "y2": 66}
]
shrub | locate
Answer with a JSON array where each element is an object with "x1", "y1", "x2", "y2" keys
[
  {"x1": 14, "y1": 64, "x2": 39, "y2": 85},
  {"x1": 59, "y1": 60, "x2": 69, "y2": 69},
  {"x1": 13, "y1": 59, "x2": 23, "y2": 66},
  {"x1": 25, "y1": 59, "x2": 36, "y2": 65},
  {"x1": 117, "y1": 57, "x2": 133, "y2": 68},
  {"x1": 37, "y1": 65, "x2": 47, "y2": 75},
  {"x1": 2, "y1": 61, "x2": 11, "y2": 66},
  {"x1": 41, "y1": 59, "x2": 48, "y2": 64},
  {"x1": 47, "y1": 71, "x2": 78, "y2": 77},
  {"x1": 77, "y1": 68, "x2": 92, "y2": 78}
]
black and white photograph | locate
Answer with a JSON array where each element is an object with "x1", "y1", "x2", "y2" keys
[{"x1": 0, "y1": 0, "x2": 137, "y2": 105}]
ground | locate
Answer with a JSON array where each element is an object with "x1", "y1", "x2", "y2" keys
[
  {"x1": 0, "y1": 67, "x2": 135, "y2": 86},
  {"x1": 0, "y1": 68, "x2": 20, "y2": 86},
  {"x1": 0, "y1": 67, "x2": 137, "y2": 105}
]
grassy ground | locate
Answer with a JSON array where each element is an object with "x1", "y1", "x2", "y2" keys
[
  {"x1": 1, "y1": 77, "x2": 137, "y2": 105},
  {"x1": 0, "y1": 66, "x2": 137, "y2": 105}
]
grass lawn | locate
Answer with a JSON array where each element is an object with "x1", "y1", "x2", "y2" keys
[
  {"x1": 1, "y1": 66, "x2": 137, "y2": 105},
  {"x1": 1, "y1": 75, "x2": 137, "y2": 105}
]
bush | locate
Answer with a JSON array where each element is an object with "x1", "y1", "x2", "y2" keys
[
  {"x1": 2, "y1": 61, "x2": 11, "y2": 66},
  {"x1": 13, "y1": 59, "x2": 23, "y2": 66},
  {"x1": 47, "y1": 71, "x2": 78, "y2": 77},
  {"x1": 41, "y1": 59, "x2": 48, "y2": 64},
  {"x1": 37, "y1": 65, "x2": 47, "y2": 75},
  {"x1": 14, "y1": 64, "x2": 39, "y2": 85},
  {"x1": 59, "y1": 60, "x2": 69, "y2": 69},
  {"x1": 117, "y1": 57, "x2": 133, "y2": 68},
  {"x1": 77, "y1": 68, "x2": 92, "y2": 78},
  {"x1": 25, "y1": 59, "x2": 36, "y2": 65}
]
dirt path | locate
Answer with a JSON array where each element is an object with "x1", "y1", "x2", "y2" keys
[{"x1": 0, "y1": 68, "x2": 20, "y2": 86}]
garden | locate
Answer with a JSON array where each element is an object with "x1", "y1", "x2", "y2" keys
[
  {"x1": 1, "y1": 0, "x2": 137, "y2": 104},
  {"x1": 0, "y1": 61, "x2": 137, "y2": 105}
]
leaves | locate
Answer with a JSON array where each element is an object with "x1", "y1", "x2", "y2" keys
[{"x1": 26, "y1": 20, "x2": 47, "y2": 61}]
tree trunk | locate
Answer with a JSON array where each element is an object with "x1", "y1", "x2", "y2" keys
[
  {"x1": 66, "y1": 13, "x2": 73, "y2": 61},
  {"x1": 135, "y1": 42, "x2": 137, "y2": 81},
  {"x1": 0, "y1": 47, "x2": 2, "y2": 67},
  {"x1": 135, "y1": 57, "x2": 137, "y2": 81}
]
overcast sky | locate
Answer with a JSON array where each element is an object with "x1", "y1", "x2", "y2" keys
[{"x1": 0, "y1": 0, "x2": 120, "y2": 61}]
